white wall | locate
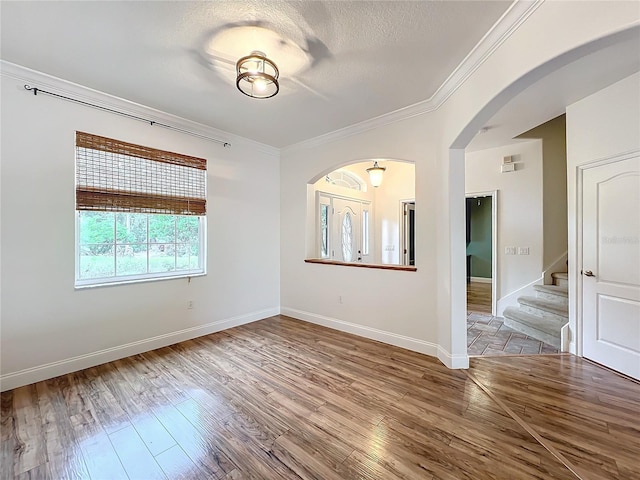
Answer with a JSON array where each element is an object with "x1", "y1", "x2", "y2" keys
[
  {"x1": 465, "y1": 140, "x2": 543, "y2": 314},
  {"x1": 373, "y1": 162, "x2": 415, "y2": 264},
  {"x1": 566, "y1": 72, "x2": 640, "y2": 354},
  {"x1": 2, "y1": 3, "x2": 636, "y2": 388},
  {"x1": 519, "y1": 115, "x2": 568, "y2": 273},
  {"x1": 281, "y1": 117, "x2": 439, "y2": 356},
  {"x1": 434, "y1": 3, "x2": 639, "y2": 365},
  {"x1": 0, "y1": 66, "x2": 281, "y2": 390},
  {"x1": 281, "y1": 3, "x2": 638, "y2": 369}
]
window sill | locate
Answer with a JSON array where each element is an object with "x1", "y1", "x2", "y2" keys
[
  {"x1": 75, "y1": 272, "x2": 206, "y2": 290},
  {"x1": 304, "y1": 258, "x2": 417, "y2": 272}
]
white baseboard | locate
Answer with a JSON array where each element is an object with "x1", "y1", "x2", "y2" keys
[
  {"x1": 496, "y1": 275, "x2": 544, "y2": 317},
  {"x1": 470, "y1": 276, "x2": 492, "y2": 284},
  {"x1": 437, "y1": 346, "x2": 470, "y2": 369},
  {"x1": 281, "y1": 307, "x2": 468, "y2": 369},
  {"x1": 561, "y1": 323, "x2": 570, "y2": 353},
  {"x1": 0, "y1": 307, "x2": 279, "y2": 392}
]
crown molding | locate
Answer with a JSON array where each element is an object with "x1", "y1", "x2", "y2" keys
[
  {"x1": 0, "y1": 60, "x2": 280, "y2": 157},
  {"x1": 282, "y1": 0, "x2": 544, "y2": 154},
  {"x1": 1, "y1": 0, "x2": 543, "y2": 157},
  {"x1": 428, "y1": 0, "x2": 544, "y2": 111}
]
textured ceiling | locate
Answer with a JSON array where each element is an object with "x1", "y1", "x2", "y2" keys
[{"x1": 1, "y1": 1, "x2": 511, "y2": 147}]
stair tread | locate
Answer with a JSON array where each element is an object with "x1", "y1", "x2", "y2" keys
[
  {"x1": 534, "y1": 284, "x2": 568, "y2": 296},
  {"x1": 551, "y1": 272, "x2": 568, "y2": 279},
  {"x1": 518, "y1": 296, "x2": 568, "y2": 317},
  {"x1": 503, "y1": 307, "x2": 563, "y2": 349},
  {"x1": 503, "y1": 307, "x2": 565, "y2": 336}
]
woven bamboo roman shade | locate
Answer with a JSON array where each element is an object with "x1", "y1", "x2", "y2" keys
[{"x1": 75, "y1": 132, "x2": 207, "y2": 215}]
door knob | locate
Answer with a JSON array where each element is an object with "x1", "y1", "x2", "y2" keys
[{"x1": 583, "y1": 270, "x2": 595, "y2": 277}]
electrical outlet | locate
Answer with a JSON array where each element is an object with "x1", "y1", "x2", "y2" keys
[
  {"x1": 518, "y1": 247, "x2": 530, "y2": 255},
  {"x1": 505, "y1": 246, "x2": 517, "y2": 255},
  {"x1": 187, "y1": 300, "x2": 194, "y2": 309}
]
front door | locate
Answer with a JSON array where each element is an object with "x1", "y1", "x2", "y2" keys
[
  {"x1": 582, "y1": 154, "x2": 640, "y2": 380},
  {"x1": 333, "y1": 198, "x2": 361, "y2": 262}
]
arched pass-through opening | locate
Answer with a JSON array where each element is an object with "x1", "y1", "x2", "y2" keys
[
  {"x1": 307, "y1": 157, "x2": 416, "y2": 185},
  {"x1": 447, "y1": 25, "x2": 640, "y2": 363},
  {"x1": 305, "y1": 158, "x2": 416, "y2": 268}
]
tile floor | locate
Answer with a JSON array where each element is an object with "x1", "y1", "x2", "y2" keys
[{"x1": 467, "y1": 312, "x2": 559, "y2": 356}]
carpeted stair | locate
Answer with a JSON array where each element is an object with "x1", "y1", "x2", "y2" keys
[{"x1": 503, "y1": 274, "x2": 568, "y2": 349}]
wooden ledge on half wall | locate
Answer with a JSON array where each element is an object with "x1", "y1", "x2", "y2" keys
[{"x1": 304, "y1": 258, "x2": 417, "y2": 272}]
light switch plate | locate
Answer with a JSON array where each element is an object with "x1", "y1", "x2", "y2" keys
[
  {"x1": 518, "y1": 247, "x2": 530, "y2": 255},
  {"x1": 505, "y1": 246, "x2": 517, "y2": 255}
]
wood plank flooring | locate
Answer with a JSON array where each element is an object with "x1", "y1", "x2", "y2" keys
[
  {"x1": 2, "y1": 315, "x2": 639, "y2": 479},
  {"x1": 467, "y1": 281, "x2": 492, "y2": 314}
]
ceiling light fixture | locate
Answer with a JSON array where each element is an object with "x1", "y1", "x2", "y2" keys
[
  {"x1": 236, "y1": 51, "x2": 279, "y2": 99},
  {"x1": 366, "y1": 161, "x2": 386, "y2": 188}
]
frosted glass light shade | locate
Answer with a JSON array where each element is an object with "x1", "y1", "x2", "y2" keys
[{"x1": 366, "y1": 161, "x2": 386, "y2": 187}]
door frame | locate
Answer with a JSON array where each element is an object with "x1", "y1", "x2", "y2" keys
[
  {"x1": 575, "y1": 150, "x2": 639, "y2": 358},
  {"x1": 316, "y1": 190, "x2": 372, "y2": 262},
  {"x1": 400, "y1": 199, "x2": 415, "y2": 266},
  {"x1": 465, "y1": 190, "x2": 498, "y2": 316}
]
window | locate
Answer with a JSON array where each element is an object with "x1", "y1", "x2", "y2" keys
[
  {"x1": 320, "y1": 204, "x2": 330, "y2": 258},
  {"x1": 325, "y1": 170, "x2": 365, "y2": 191},
  {"x1": 362, "y1": 209, "x2": 369, "y2": 256},
  {"x1": 75, "y1": 132, "x2": 206, "y2": 286}
]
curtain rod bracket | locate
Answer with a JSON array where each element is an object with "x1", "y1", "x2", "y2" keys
[{"x1": 22, "y1": 84, "x2": 231, "y2": 148}]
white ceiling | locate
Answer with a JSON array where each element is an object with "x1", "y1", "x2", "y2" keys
[{"x1": 0, "y1": 1, "x2": 511, "y2": 148}]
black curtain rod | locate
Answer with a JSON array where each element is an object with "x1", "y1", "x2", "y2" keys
[{"x1": 24, "y1": 85, "x2": 231, "y2": 148}]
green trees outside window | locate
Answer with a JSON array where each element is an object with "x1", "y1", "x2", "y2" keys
[{"x1": 77, "y1": 212, "x2": 203, "y2": 283}]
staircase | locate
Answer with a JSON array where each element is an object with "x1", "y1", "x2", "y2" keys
[{"x1": 503, "y1": 272, "x2": 568, "y2": 349}]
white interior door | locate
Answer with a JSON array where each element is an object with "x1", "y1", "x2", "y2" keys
[
  {"x1": 333, "y1": 198, "x2": 361, "y2": 262},
  {"x1": 582, "y1": 155, "x2": 640, "y2": 380}
]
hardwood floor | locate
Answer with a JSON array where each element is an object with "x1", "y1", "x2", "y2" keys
[
  {"x1": 467, "y1": 356, "x2": 640, "y2": 480},
  {"x1": 2, "y1": 316, "x2": 639, "y2": 479},
  {"x1": 467, "y1": 281, "x2": 492, "y2": 314}
]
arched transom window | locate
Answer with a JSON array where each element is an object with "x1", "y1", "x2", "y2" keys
[{"x1": 325, "y1": 170, "x2": 365, "y2": 191}]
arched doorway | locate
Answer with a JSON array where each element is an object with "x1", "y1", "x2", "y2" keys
[{"x1": 448, "y1": 26, "x2": 640, "y2": 366}]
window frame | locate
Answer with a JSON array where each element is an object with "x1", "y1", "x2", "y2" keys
[
  {"x1": 324, "y1": 169, "x2": 366, "y2": 192},
  {"x1": 74, "y1": 210, "x2": 207, "y2": 289},
  {"x1": 74, "y1": 132, "x2": 208, "y2": 288},
  {"x1": 318, "y1": 194, "x2": 332, "y2": 259},
  {"x1": 316, "y1": 191, "x2": 371, "y2": 262},
  {"x1": 362, "y1": 208, "x2": 370, "y2": 256}
]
